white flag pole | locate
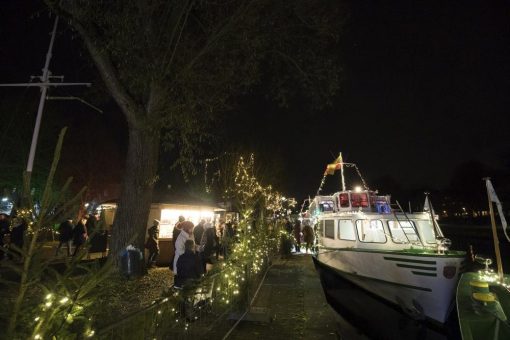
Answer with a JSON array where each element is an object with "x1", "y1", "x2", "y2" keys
[{"x1": 484, "y1": 177, "x2": 504, "y2": 281}]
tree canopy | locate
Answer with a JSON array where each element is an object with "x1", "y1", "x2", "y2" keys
[{"x1": 46, "y1": 0, "x2": 346, "y2": 268}]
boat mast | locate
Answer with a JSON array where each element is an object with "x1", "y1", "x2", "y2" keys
[
  {"x1": 0, "y1": 16, "x2": 91, "y2": 195},
  {"x1": 484, "y1": 177, "x2": 504, "y2": 282},
  {"x1": 339, "y1": 152, "x2": 346, "y2": 191}
]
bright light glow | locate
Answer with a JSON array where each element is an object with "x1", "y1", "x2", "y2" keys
[
  {"x1": 159, "y1": 206, "x2": 216, "y2": 238},
  {"x1": 354, "y1": 186, "x2": 362, "y2": 193},
  {"x1": 1, "y1": 197, "x2": 8, "y2": 202},
  {"x1": 84, "y1": 203, "x2": 90, "y2": 208},
  {"x1": 60, "y1": 297, "x2": 69, "y2": 304}
]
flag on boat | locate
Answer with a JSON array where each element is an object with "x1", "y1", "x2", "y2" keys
[
  {"x1": 486, "y1": 179, "x2": 501, "y2": 204},
  {"x1": 324, "y1": 154, "x2": 343, "y2": 175},
  {"x1": 485, "y1": 178, "x2": 509, "y2": 242}
]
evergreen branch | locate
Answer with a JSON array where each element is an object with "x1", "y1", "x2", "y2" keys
[{"x1": 40, "y1": 128, "x2": 66, "y2": 210}]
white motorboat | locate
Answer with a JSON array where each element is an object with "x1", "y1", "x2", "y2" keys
[{"x1": 308, "y1": 155, "x2": 466, "y2": 325}]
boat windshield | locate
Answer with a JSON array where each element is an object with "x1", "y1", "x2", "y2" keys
[
  {"x1": 415, "y1": 220, "x2": 437, "y2": 244},
  {"x1": 387, "y1": 220, "x2": 437, "y2": 245},
  {"x1": 387, "y1": 220, "x2": 418, "y2": 243}
]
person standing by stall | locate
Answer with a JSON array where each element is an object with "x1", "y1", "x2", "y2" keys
[
  {"x1": 302, "y1": 221, "x2": 314, "y2": 254},
  {"x1": 10, "y1": 217, "x2": 27, "y2": 261},
  {"x1": 56, "y1": 218, "x2": 74, "y2": 256},
  {"x1": 145, "y1": 219, "x2": 160, "y2": 268},
  {"x1": 72, "y1": 216, "x2": 88, "y2": 256},
  {"x1": 198, "y1": 220, "x2": 216, "y2": 273},
  {"x1": 293, "y1": 220, "x2": 302, "y2": 253},
  {"x1": 173, "y1": 221, "x2": 194, "y2": 275},
  {"x1": 169, "y1": 216, "x2": 185, "y2": 270},
  {"x1": 0, "y1": 213, "x2": 10, "y2": 260}
]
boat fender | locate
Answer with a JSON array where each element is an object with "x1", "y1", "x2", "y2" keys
[
  {"x1": 469, "y1": 280, "x2": 490, "y2": 293},
  {"x1": 472, "y1": 292, "x2": 495, "y2": 303}
]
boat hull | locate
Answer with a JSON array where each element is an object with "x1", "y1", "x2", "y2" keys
[
  {"x1": 456, "y1": 272, "x2": 510, "y2": 340},
  {"x1": 314, "y1": 248, "x2": 465, "y2": 324}
]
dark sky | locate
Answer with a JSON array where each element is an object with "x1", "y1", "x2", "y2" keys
[
  {"x1": 227, "y1": 1, "x2": 510, "y2": 200},
  {"x1": 1, "y1": 1, "x2": 510, "y2": 202}
]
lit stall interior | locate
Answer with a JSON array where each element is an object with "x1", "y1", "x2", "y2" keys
[{"x1": 158, "y1": 206, "x2": 218, "y2": 239}]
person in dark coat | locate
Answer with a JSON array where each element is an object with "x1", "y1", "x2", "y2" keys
[
  {"x1": 0, "y1": 213, "x2": 10, "y2": 260},
  {"x1": 193, "y1": 219, "x2": 205, "y2": 246},
  {"x1": 72, "y1": 216, "x2": 88, "y2": 256},
  {"x1": 293, "y1": 220, "x2": 302, "y2": 253},
  {"x1": 198, "y1": 221, "x2": 216, "y2": 273},
  {"x1": 85, "y1": 213, "x2": 97, "y2": 235},
  {"x1": 56, "y1": 219, "x2": 74, "y2": 256},
  {"x1": 302, "y1": 222, "x2": 314, "y2": 253},
  {"x1": 10, "y1": 217, "x2": 27, "y2": 260},
  {"x1": 174, "y1": 239, "x2": 203, "y2": 288},
  {"x1": 145, "y1": 219, "x2": 160, "y2": 267},
  {"x1": 284, "y1": 218, "x2": 293, "y2": 234},
  {"x1": 222, "y1": 221, "x2": 235, "y2": 259}
]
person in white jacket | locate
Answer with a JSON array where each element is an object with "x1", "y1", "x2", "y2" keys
[{"x1": 173, "y1": 221, "x2": 194, "y2": 275}]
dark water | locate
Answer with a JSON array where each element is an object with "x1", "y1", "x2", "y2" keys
[
  {"x1": 316, "y1": 224, "x2": 510, "y2": 340},
  {"x1": 442, "y1": 224, "x2": 510, "y2": 273}
]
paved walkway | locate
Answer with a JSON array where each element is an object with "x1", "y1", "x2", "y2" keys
[{"x1": 215, "y1": 254, "x2": 341, "y2": 340}]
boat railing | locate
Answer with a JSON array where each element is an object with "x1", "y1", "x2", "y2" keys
[{"x1": 393, "y1": 201, "x2": 426, "y2": 247}]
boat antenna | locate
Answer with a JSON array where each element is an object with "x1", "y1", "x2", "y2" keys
[{"x1": 484, "y1": 177, "x2": 505, "y2": 282}]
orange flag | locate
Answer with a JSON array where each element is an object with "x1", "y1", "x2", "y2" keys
[{"x1": 324, "y1": 154, "x2": 343, "y2": 175}]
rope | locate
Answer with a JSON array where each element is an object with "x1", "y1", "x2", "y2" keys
[{"x1": 316, "y1": 162, "x2": 369, "y2": 195}]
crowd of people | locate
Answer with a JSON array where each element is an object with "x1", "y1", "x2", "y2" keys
[
  {"x1": 55, "y1": 214, "x2": 98, "y2": 257},
  {"x1": 143, "y1": 217, "x2": 238, "y2": 320},
  {"x1": 0, "y1": 212, "x2": 99, "y2": 261},
  {"x1": 145, "y1": 215, "x2": 316, "y2": 291},
  {"x1": 285, "y1": 218, "x2": 315, "y2": 254},
  {"x1": 145, "y1": 217, "x2": 238, "y2": 289}
]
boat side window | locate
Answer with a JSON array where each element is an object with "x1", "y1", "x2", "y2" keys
[
  {"x1": 324, "y1": 220, "x2": 335, "y2": 239},
  {"x1": 320, "y1": 200, "x2": 335, "y2": 212},
  {"x1": 351, "y1": 193, "x2": 369, "y2": 208},
  {"x1": 387, "y1": 221, "x2": 410, "y2": 243},
  {"x1": 388, "y1": 221, "x2": 418, "y2": 242},
  {"x1": 339, "y1": 193, "x2": 350, "y2": 208},
  {"x1": 415, "y1": 220, "x2": 436, "y2": 244},
  {"x1": 338, "y1": 219, "x2": 356, "y2": 241},
  {"x1": 356, "y1": 220, "x2": 387, "y2": 243}
]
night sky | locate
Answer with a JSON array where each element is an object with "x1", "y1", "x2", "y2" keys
[{"x1": 1, "y1": 1, "x2": 509, "y2": 203}]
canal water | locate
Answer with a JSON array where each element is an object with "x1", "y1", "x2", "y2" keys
[{"x1": 317, "y1": 224, "x2": 510, "y2": 340}]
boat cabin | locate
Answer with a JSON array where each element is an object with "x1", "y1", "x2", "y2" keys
[{"x1": 309, "y1": 190, "x2": 392, "y2": 216}]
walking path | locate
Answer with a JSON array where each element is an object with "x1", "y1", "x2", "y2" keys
[{"x1": 211, "y1": 253, "x2": 341, "y2": 339}]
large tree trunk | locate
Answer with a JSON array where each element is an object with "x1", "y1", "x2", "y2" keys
[{"x1": 111, "y1": 126, "x2": 160, "y2": 272}]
